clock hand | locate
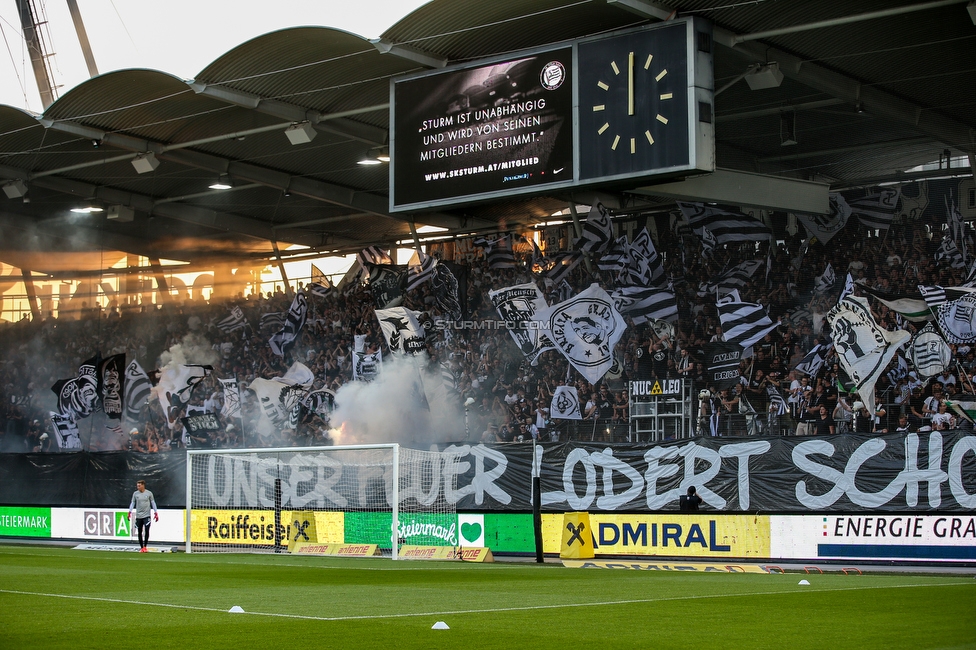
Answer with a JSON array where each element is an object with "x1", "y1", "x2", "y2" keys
[{"x1": 628, "y1": 51, "x2": 635, "y2": 116}]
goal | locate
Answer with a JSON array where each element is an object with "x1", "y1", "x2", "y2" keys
[{"x1": 185, "y1": 444, "x2": 458, "y2": 558}]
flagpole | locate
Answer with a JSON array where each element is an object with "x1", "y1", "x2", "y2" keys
[{"x1": 235, "y1": 373, "x2": 248, "y2": 449}]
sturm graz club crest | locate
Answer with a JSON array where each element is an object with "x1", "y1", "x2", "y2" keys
[
  {"x1": 907, "y1": 323, "x2": 951, "y2": 379},
  {"x1": 550, "y1": 386, "x2": 581, "y2": 420}
]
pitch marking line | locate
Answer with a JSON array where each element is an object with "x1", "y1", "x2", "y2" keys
[{"x1": 1, "y1": 582, "x2": 971, "y2": 622}]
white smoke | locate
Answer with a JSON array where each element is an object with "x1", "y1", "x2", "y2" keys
[
  {"x1": 330, "y1": 354, "x2": 463, "y2": 445},
  {"x1": 151, "y1": 332, "x2": 218, "y2": 401}
]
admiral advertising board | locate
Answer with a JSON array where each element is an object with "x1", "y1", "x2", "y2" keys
[{"x1": 390, "y1": 18, "x2": 714, "y2": 212}]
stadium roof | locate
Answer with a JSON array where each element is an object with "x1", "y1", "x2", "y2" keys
[{"x1": 0, "y1": 0, "x2": 971, "y2": 274}]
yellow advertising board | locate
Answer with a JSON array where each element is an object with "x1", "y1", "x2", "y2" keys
[
  {"x1": 542, "y1": 513, "x2": 769, "y2": 558},
  {"x1": 190, "y1": 510, "x2": 344, "y2": 546},
  {"x1": 291, "y1": 543, "x2": 380, "y2": 557},
  {"x1": 398, "y1": 545, "x2": 494, "y2": 561},
  {"x1": 562, "y1": 560, "x2": 772, "y2": 573}
]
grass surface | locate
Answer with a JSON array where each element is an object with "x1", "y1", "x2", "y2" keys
[{"x1": 1, "y1": 546, "x2": 974, "y2": 649}]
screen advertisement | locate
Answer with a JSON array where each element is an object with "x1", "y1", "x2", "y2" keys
[{"x1": 392, "y1": 47, "x2": 574, "y2": 210}]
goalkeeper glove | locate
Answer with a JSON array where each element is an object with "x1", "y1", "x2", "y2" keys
[
  {"x1": 127, "y1": 511, "x2": 132, "y2": 520},
  {"x1": 154, "y1": 512, "x2": 159, "y2": 522}
]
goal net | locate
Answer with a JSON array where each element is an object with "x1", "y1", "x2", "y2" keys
[{"x1": 185, "y1": 444, "x2": 458, "y2": 558}]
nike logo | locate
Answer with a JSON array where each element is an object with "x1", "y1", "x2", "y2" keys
[{"x1": 553, "y1": 168, "x2": 564, "y2": 174}]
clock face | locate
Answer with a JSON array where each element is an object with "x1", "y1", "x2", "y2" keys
[{"x1": 578, "y1": 25, "x2": 690, "y2": 181}]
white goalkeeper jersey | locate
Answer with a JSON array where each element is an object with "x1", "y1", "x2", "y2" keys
[{"x1": 129, "y1": 490, "x2": 157, "y2": 519}]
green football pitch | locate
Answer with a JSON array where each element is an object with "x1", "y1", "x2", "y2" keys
[{"x1": 1, "y1": 546, "x2": 974, "y2": 649}]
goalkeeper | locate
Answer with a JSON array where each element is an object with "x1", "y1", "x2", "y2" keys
[{"x1": 128, "y1": 480, "x2": 159, "y2": 553}]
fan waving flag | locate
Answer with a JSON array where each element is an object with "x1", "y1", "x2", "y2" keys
[
  {"x1": 698, "y1": 259, "x2": 764, "y2": 296},
  {"x1": 534, "y1": 283, "x2": 627, "y2": 385},
  {"x1": 375, "y1": 307, "x2": 427, "y2": 356},
  {"x1": 814, "y1": 263, "x2": 836, "y2": 294},
  {"x1": 50, "y1": 412, "x2": 81, "y2": 450},
  {"x1": 489, "y1": 283, "x2": 555, "y2": 364},
  {"x1": 406, "y1": 251, "x2": 438, "y2": 291},
  {"x1": 716, "y1": 290, "x2": 779, "y2": 351},
  {"x1": 156, "y1": 364, "x2": 213, "y2": 428},
  {"x1": 309, "y1": 264, "x2": 333, "y2": 299},
  {"x1": 827, "y1": 295, "x2": 910, "y2": 415},
  {"x1": 856, "y1": 282, "x2": 932, "y2": 322},
  {"x1": 678, "y1": 202, "x2": 772, "y2": 246},
  {"x1": 51, "y1": 356, "x2": 100, "y2": 421},
  {"x1": 269, "y1": 290, "x2": 309, "y2": 357},
  {"x1": 473, "y1": 235, "x2": 517, "y2": 269},
  {"x1": 216, "y1": 306, "x2": 248, "y2": 333},
  {"x1": 611, "y1": 286, "x2": 678, "y2": 324},
  {"x1": 795, "y1": 193, "x2": 852, "y2": 244},
  {"x1": 357, "y1": 246, "x2": 393, "y2": 269},
  {"x1": 934, "y1": 237, "x2": 966, "y2": 269},
  {"x1": 794, "y1": 343, "x2": 831, "y2": 379},
  {"x1": 703, "y1": 341, "x2": 743, "y2": 390}
]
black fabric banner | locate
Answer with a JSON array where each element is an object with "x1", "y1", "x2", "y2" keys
[{"x1": 2, "y1": 432, "x2": 974, "y2": 513}]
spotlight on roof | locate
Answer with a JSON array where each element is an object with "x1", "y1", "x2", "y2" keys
[
  {"x1": 70, "y1": 200, "x2": 104, "y2": 214},
  {"x1": 357, "y1": 146, "x2": 389, "y2": 165},
  {"x1": 208, "y1": 174, "x2": 233, "y2": 190},
  {"x1": 744, "y1": 62, "x2": 784, "y2": 90},
  {"x1": 2, "y1": 179, "x2": 27, "y2": 199},
  {"x1": 284, "y1": 121, "x2": 317, "y2": 145},
  {"x1": 131, "y1": 152, "x2": 160, "y2": 174}
]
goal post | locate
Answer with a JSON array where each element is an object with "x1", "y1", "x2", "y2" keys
[{"x1": 185, "y1": 444, "x2": 458, "y2": 558}]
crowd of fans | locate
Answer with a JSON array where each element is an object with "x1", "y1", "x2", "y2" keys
[{"x1": 0, "y1": 190, "x2": 971, "y2": 453}]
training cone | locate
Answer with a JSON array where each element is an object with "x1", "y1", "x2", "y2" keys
[
  {"x1": 431, "y1": 621, "x2": 450, "y2": 630},
  {"x1": 798, "y1": 580, "x2": 810, "y2": 585},
  {"x1": 229, "y1": 606, "x2": 245, "y2": 613}
]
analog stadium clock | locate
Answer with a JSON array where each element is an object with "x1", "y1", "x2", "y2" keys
[{"x1": 577, "y1": 21, "x2": 703, "y2": 182}]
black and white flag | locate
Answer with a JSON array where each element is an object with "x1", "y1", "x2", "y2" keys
[
  {"x1": 596, "y1": 236, "x2": 630, "y2": 272},
  {"x1": 543, "y1": 251, "x2": 583, "y2": 284},
  {"x1": 124, "y1": 360, "x2": 153, "y2": 421},
  {"x1": 717, "y1": 290, "x2": 779, "y2": 351},
  {"x1": 698, "y1": 259, "x2": 764, "y2": 296},
  {"x1": 794, "y1": 343, "x2": 830, "y2": 379},
  {"x1": 622, "y1": 227, "x2": 666, "y2": 288},
  {"x1": 795, "y1": 193, "x2": 852, "y2": 244},
  {"x1": 430, "y1": 263, "x2": 462, "y2": 321},
  {"x1": 375, "y1": 307, "x2": 427, "y2": 355},
  {"x1": 216, "y1": 306, "x2": 248, "y2": 333},
  {"x1": 703, "y1": 341, "x2": 743, "y2": 391},
  {"x1": 886, "y1": 354, "x2": 909, "y2": 387},
  {"x1": 302, "y1": 388, "x2": 336, "y2": 418},
  {"x1": 49, "y1": 412, "x2": 81, "y2": 450},
  {"x1": 856, "y1": 282, "x2": 932, "y2": 322},
  {"x1": 219, "y1": 377, "x2": 242, "y2": 419},
  {"x1": 611, "y1": 286, "x2": 678, "y2": 324},
  {"x1": 677, "y1": 202, "x2": 772, "y2": 246},
  {"x1": 269, "y1": 289, "x2": 309, "y2": 357},
  {"x1": 98, "y1": 353, "x2": 126, "y2": 420},
  {"x1": 357, "y1": 246, "x2": 393, "y2": 270},
  {"x1": 767, "y1": 386, "x2": 788, "y2": 416},
  {"x1": 259, "y1": 312, "x2": 287, "y2": 331},
  {"x1": 156, "y1": 364, "x2": 213, "y2": 428},
  {"x1": 814, "y1": 263, "x2": 836, "y2": 294},
  {"x1": 839, "y1": 272, "x2": 855, "y2": 303},
  {"x1": 473, "y1": 235, "x2": 517, "y2": 269},
  {"x1": 406, "y1": 250, "x2": 438, "y2": 291},
  {"x1": 937, "y1": 293, "x2": 976, "y2": 343},
  {"x1": 827, "y1": 295, "x2": 910, "y2": 414},
  {"x1": 935, "y1": 236, "x2": 966, "y2": 269},
  {"x1": 309, "y1": 264, "x2": 333, "y2": 299},
  {"x1": 848, "y1": 188, "x2": 900, "y2": 231},
  {"x1": 534, "y1": 283, "x2": 626, "y2": 384},
  {"x1": 573, "y1": 203, "x2": 613, "y2": 254},
  {"x1": 946, "y1": 195, "x2": 968, "y2": 265},
  {"x1": 51, "y1": 356, "x2": 100, "y2": 421},
  {"x1": 550, "y1": 386, "x2": 582, "y2": 420},
  {"x1": 366, "y1": 264, "x2": 406, "y2": 309},
  {"x1": 489, "y1": 283, "x2": 555, "y2": 364},
  {"x1": 352, "y1": 349, "x2": 382, "y2": 381}
]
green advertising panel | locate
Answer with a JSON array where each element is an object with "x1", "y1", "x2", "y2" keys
[
  {"x1": 345, "y1": 512, "x2": 460, "y2": 547},
  {"x1": 484, "y1": 513, "x2": 535, "y2": 553},
  {"x1": 0, "y1": 507, "x2": 51, "y2": 538}
]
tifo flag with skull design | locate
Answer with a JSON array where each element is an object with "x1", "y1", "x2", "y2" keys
[
  {"x1": 98, "y1": 353, "x2": 126, "y2": 420},
  {"x1": 489, "y1": 283, "x2": 555, "y2": 365},
  {"x1": 534, "y1": 283, "x2": 626, "y2": 385},
  {"x1": 375, "y1": 307, "x2": 427, "y2": 356},
  {"x1": 826, "y1": 295, "x2": 910, "y2": 415},
  {"x1": 550, "y1": 386, "x2": 582, "y2": 420}
]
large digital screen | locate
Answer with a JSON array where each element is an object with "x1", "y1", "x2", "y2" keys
[{"x1": 391, "y1": 47, "x2": 574, "y2": 211}]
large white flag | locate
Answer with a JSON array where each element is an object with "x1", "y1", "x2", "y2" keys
[
  {"x1": 826, "y1": 296, "x2": 910, "y2": 415},
  {"x1": 906, "y1": 323, "x2": 951, "y2": 379},
  {"x1": 375, "y1": 307, "x2": 426, "y2": 355},
  {"x1": 156, "y1": 364, "x2": 213, "y2": 428},
  {"x1": 218, "y1": 377, "x2": 241, "y2": 419},
  {"x1": 488, "y1": 283, "x2": 554, "y2": 364},
  {"x1": 937, "y1": 293, "x2": 976, "y2": 343},
  {"x1": 550, "y1": 386, "x2": 582, "y2": 420},
  {"x1": 534, "y1": 283, "x2": 627, "y2": 385}
]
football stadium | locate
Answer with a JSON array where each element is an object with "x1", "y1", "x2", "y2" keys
[{"x1": 0, "y1": 1, "x2": 975, "y2": 648}]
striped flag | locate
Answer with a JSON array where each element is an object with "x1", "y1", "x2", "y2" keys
[
  {"x1": 611, "y1": 286, "x2": 678, "y2": 324},
  {"x1": 406, "y1": 250, "x2": 438, "y2": 291},
  {"x1": 918, "y1": 285, "x2": 947, "y2": 309},
  {"x1": 934, "y1": 236, "x2": 966, "y2": 269},
  {"x1": 716, "y1": 290, "x2": 779, "y2": 350},
  {"x1": 309, "y1": 264, "x2": 333, "y2": 299},
  {"x1": 357, "y1": 246, "x2": 392, "y2": 269},
  {"x1": 597, "y1": 236, "x2": 630, "y2": 272},
  {"x1": 621, "y1": 227, "x2": 666, "y2": 288},
  {"x1": 473, "y1": 235, "x2": 517, "y2": 269},
  {"x1": 794, "y1": 343, "x2": 830, "y2": 378},
  {"x1": 269, "y1": 290, "x2": 309, "y2": 357},
  {"x1": 937, "y1": 293, "x2": 976, "y2": 343},
  {"x1": 767, "y1": 385, "x2": 788, "y2": 416},
  {"x1": 123, "y1": 360, "x2": 152, "y2": 421},
  {"x1": 907, "y1": 323, "x2": 951, "y2": 379},
  {"x1": 886, "y1": 354, "x2": 909, "y2": 386},
  {"x1": 848, "y1": 188, "x2": 900, "y2": 230},
  {"x1": 543, "y1": 251, "x2": 583, "y2": 284},
  {"x1": 838, "y1": 272, "x2": 855, "y2": 303},
  {"x1": 698, "y1": 259, "x2": 764, "y2": 296},
  {"x1": 215, "y1": 306, "x2": 248, "y2": 333},
  {"x1": 573, "y1": 203, "x2": 613, "y2": 253},
  {"x1": 677, "y1": 202, "x2": 772, "y2": 246},
  {"x1": 260, "y1": 312, "x2": 287, "y2": 331}
]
